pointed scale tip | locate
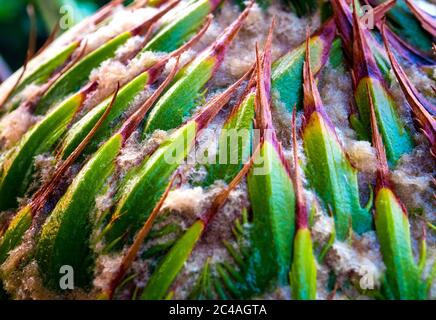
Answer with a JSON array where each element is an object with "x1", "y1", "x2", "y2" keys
[
  {"x1": 381, "y1": 23, "x2": 436, "y2": 117},
  {"x1": 263, "y1": 16, "x2": 275, "y2": 98},
  {"x1": 34, "y1": 19, "x2": 60, "y2": 57},
  {"x1": 331, "y1": 0, "x2": 389, "y2": 67},
  {"x1": 146, "y1": 15, "x2": 212, "y2": 80},
  {"x1": 367, "y1": 0, "x2": 434, "y2": 65},
  {"x1": 195, "y1": 63, "x2": 253, "y2": 130},
  {"x1": 28, "y1": 40, "x2": 90, "y2": 113},
  {"x1": 367, "y1": 83, "x2": 390, "y2": 188},
  {"x1": 106, "y1": 172, "x2": 180, "y2": 300},
  {"x1": 228, "y1": 62, "x2": 257, "y2": 119},
  {"x1": 255, "y1": 45, "x2": 266, "y2": 134},
  {"x1": 31, "y1": 83, "x2": 120, "y2": 215},
  {"x1": 202, "y1": 144, "x2": 257, "y2": 226},
  {"x1": 26, "y1": 4, "x2": 37, "y2": 61},
  {"x1": 120, "y1": 57, "x2": 180, "y2": 141},
  {"x1": 332, "y1": 0, "x2": 388, "y2": 62},
  {"x1": 351, "y1": 0, "x2": 381, "y2": 81},
  {"x1": 255, "y1": 18, "x2": 275, "y2": 137},
  {"x1": 206, "y1": 0, "x2": 254, "y2": 67},
  {"x1": 0, "y1": 61, "x2": 28, "y2": 109},
  {"x1": 255, "y1": 30, "x2": 293, "y2": 178},
  {"x1": 302, "y1": 29, "x2": 323, "y2": 118},
  {"x1": 131, "y1": 0, "x2": 181, "y2": 36},
  {"x1": 381, "y1": 24, "x2": 436, "y2": 157},
  {"x1": 302, "y1": 32, "x2": 337, "y2": 134},
  {"x1": 292, "y1": 108, "x2": 308, "y2": 229},
  {"x1": 405, "y1": 0, "x2": 436, "y2": 38}
]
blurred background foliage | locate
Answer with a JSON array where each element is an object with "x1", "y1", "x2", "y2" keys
[{"x1": 0, "y1": 0, "x2": 111, "y2": 78}]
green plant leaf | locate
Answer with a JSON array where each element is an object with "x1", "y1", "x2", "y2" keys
[
  {"x1": 140, "y1": 220, "x2": 205, "y2": 300},
  {"x1": 59, "y1": 71, "x2": 151, "y2": 158},
  {"x1": 4, "y1": 41, "x2": 80, "y2": 111},
  {"x1": 375, "y1": 187, "x2": 425, "y2": 299},
  {"x1": 301, "y1": 22, "x2": 372, "y2": 239},
  {"x1": 143, "y1": 0, "x2": 220, "y2": 53},
  {"x1": 368, "y1": 80, "x2": 425, "y2": 300},
  {"x1": 143, "y1": 3, "x2": 252, "y2": 134},
  {"x1": 34, "y1": 2, "x2": 178, "y2": 114},
  {"x1": 350, "y1": 2, "x2": 414, "y2": 166},
  {"x1": 32, "y1": 62, "x2": 180, "y2": 290},
  {"x1": 104, "y1": 120, "x2": 197, "y2": 249},
  {"x1": 354, "y1": 77, "x2": 414, "y2": 166},
  {"x1": 244, "y1": 140, "x2": 296, "y2": 292}
]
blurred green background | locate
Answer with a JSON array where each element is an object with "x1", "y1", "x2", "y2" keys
[{"x1": 0, "y1": 0, "x2": 111, "y2": 79}]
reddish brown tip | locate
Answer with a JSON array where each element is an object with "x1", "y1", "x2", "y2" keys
[
  {"x1": 255, "y1": 18, "x2": 275, "y2": 137},
  {"x1": 229, "y1": 62, "x2": 257, "y2": 119},
  {"x1": 254, "y1": 27, "x2": 293, "y2": 178},
  {"x1": 301, "y1": 32, "x2": 338, "y2": 135},
  {"x1": 26, "y1": 4, "x2": 37, "y2": 61},
  {"x1": 206, "y1": 0, "x2": 253, "y2": 68},
  {"x1": 131, "y1": 0, "x2": 181, "y2": 36},
  {"x1": 351, "y1": 0, "x2": 382, "y2": 81},
  {"x1": 405, "y1": 0, "x2": 436, "y2": 38},
  {"x1": 262, "y1": 17, "x2": 275, "y2": 98},
  {"x1": 0, "y1": 62, "x2": 28, "y2": 110},
  {"x1": 302, "y1": 30, "x2": 323, "y2": 118},
  {"x1": 35, "y1": 21, "x2": 61, "y2": 57},
  {"x1": 120, "y1": 57, "x2": 180, "y2": 141},
  {"x1": 331, "y1": 0, "x2": 353, "y2": 57},
  {"x1": 147, "y1": 14, "x2": 212, "y2": 80},
  {"x1": 32, "y1": 83, "x2": 119, "y2": 214},
  {"x1": 202, "y1": 143, "x2": 258, "y2": 226},
  {"x1": 367, "y1": 83, "x2": 390, "y2": 188},
  {"x1": 195, "y1": 63, "x2": 253, "y2": 130},
  {"x1": 292, "y1": 108, "x2": 308, "y2": 229}
]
